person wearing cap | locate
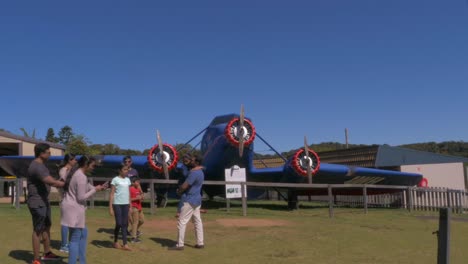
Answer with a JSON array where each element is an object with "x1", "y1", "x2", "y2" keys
[
  {"x1": 123, "y1": 155, "x2": 144, "y2": 194},
  {"x1": 128, "y1": 176, "x2": 144, "y2": 243},
  {"x1": 169, "y1": 153, "x2": 205, "y2": 250}
]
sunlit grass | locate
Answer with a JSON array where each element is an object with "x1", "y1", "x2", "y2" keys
[{"x1": 1, "y1": 201, "x2": 467, "y2": 264}]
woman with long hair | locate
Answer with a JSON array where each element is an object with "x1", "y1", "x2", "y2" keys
[
  {"x1": 109, "y1": 164, "x2": 132, "y2": 251},
  {"x1": 58, "y1": 153, "x2": 77, "y2": 253},
  {"x1": 61, "y1": 156, "x2": 107, "y2": 264}
]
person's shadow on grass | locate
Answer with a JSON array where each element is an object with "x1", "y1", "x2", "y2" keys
[
  {"x1": 150, "y1": 237, "x2": 177, "y2": 248},
  {"x1": 96, "y1": 228, "x2": 115, "y2": 235},
  {"x1": 90, "y1": 240, "x2": 115, "y2": 249},
  {"x1": 9, "y1": 250, "x2": 67, "y2": 264}
]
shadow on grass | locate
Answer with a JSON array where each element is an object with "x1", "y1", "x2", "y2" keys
[
  {"x1": 90, "y1": 240, "x2": 115, "y2": 249},
  {"x1": 9, "y1": 249, "x2": 67, "y2": 264},
  {"x1": 96, "y1": 228, "x2": 115, "y2": 235},
  {"x1": 150, "y1": 237, "x2": 177, "y2": 248},
  {"x1": 50, "y1": 239, "x2": 62, "y2": 250}
]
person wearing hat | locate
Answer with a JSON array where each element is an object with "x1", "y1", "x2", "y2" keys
[{"x1": 128, "y1": 176, "x2": 144, "y2": 243}]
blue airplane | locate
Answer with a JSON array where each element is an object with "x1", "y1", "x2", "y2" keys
[{"x1": 0, "y1": 108, "x2": 422, "y2": 206}]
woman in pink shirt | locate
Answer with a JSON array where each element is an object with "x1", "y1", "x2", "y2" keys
[{"x1": 61, "y1": 156, "x2": 107, "y2": 264}]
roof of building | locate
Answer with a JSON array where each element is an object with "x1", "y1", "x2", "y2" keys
[
  {"x1": 375, "y1": 144, "x2": 468, "y2": 167},
  {"x1": 253, "y1": 145, "x2": 468, "y2": 169},
  {"x1": 0, "y1": 130, "x2": 66, "y2": 150}
]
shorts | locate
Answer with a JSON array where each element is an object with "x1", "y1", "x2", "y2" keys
[{"x1": 28, "y1": 206, "x2": 52, "y2": 233}]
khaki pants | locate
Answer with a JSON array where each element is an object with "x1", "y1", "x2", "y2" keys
[
  {"x1": 129, "y1": 207, "x2": 144, "y2": 238},
  {"x1": 177, "y1": 202, "x2": 204, "y2": 247}
]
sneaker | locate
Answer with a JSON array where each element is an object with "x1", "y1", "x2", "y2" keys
[
  {"x1": 131, "y1": 238, "x2": 142, "y2": 243},
  {"x1": 194, "y1": 244, "x2": 205, "y2": 249},
  {"x1": 41, "y1": 251, "x2": 61, "y2": 260},
  {"x1": 59, "y1": 245, "x2": 69, "y2": 253},
  {"x1": 31, "y1": 260, "x2": 42, "y2": 264},
  {"x1": 168, "y1": 246, "x2": 184, "y2": 251},
  {"x1": 137, "y1": 231, "x2": 143, "y2": 237}
]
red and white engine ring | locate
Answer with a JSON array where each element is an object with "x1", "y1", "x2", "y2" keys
[
  {"x1": 291, "y1": 148, "x2": 321, "y2": 177},
  {"x1": 224, "y1": 118, "x2": 256, "y2": 147},
  {"x1": 147, "y1": 144, "x2": 179, "y2": 173}
]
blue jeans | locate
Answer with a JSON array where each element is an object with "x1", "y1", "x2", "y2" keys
[
  {"x1": 68, "y1": 227, "x2": 87, "y2": 264},
  {"x1": 61, "y1": 225, "x2": 69, "y2": 247},
  {"x1": 113, "y1": 204, "x2": 129, "y2": 245}
]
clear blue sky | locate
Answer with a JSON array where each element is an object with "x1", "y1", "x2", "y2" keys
[{"x1": 1, "y1": 1, "x2": 467, "y2": 152}]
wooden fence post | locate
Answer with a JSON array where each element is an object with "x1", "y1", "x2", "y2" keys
[
  {"x1": 150, "y1": 181, "x2": 155, "y2": 215},
  {"x1": 241, "y1": 182, "x2": 247, "y2": 217},
  {"x1": 15, "y1": 178, "x2": 21, "y2": 210},
  {"x1": 436, "y1": 208, "x2": 451, "y2": 264},
  {"x1": 328, "y1": 185, "x2": 334, "y2": 218},
  {"x1": 363, "y1": 185, "x2": 368, "y2": 214},
  {"x1": 407, "y1": 187, "x2": 413, "y2": 212}
]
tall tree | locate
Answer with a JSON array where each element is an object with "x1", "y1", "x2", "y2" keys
[
  {"x1": 45, "y1": 128, "x2": 59, "y2": 143},
  {"x1": 58, "y1": 126, "x2": 74, "y2": 145}
]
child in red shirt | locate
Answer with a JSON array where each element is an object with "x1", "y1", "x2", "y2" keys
[{"x1": 129, "y1": 176, "x2": 144, "y2": 243}]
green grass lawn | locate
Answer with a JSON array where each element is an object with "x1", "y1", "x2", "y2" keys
[{"x1": 1, "y1": 201, "x2": 467, "y2": 264}]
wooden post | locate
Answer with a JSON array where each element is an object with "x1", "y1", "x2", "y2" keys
[
  {"x1": 345, "y1": 128, "x2": 349, "y2": 149},
  {"x1": 447, "y1": 190, "x2": 452, "y2": 212},
  {"x1": 407, "y1": 187, "x2": 413, "y2": 212},
  {"x1": 463, "y1": 191, "x2": 467, "y2": 213},
  {"x1": 226, "y1": 198, "x2": 230, "y2": 212},
  {"x1": 328, "y1": 185, "x2": 334, "y2": 218},
  {"x1": 15, "y1": 178, "x2": 21, "y2": 210},
  {"x1": 241, "y1": 182, "x2": 247, "y2": 217},
  {"x1": 363, "y1": 185, "x2": 368, "y2": 214},
  {"x1": 150, "y1": 181, "x2": 155, "y2": 215},
  {"x1": 436, "y1": 208, "x2": 451, "y2": 264}
]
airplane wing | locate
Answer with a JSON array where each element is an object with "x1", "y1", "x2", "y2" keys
[{"x1": 248, "y1": 162, "x2": 421, "y2": 186}]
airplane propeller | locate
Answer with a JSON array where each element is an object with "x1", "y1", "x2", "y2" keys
[
  {"x1": 224, "y1": 105, "x2": 256, "y2": 156},
  {"x1": 304, "y1": 136, "x2": 313, "y2": 184},
  {"x1": 238, "y1": 104, "x2": 245, "y2": 158},
  {"x1": 156, "y1": 130, "x2": 169, "y2": 179}
]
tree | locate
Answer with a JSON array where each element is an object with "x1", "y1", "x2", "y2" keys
[
  {"x1": 20, "y1": 128, "x2": 36, "y2": 138},
  {"x1": 58, "y1": 126, "x2": 74, "y2": 145},
  {"x1": 102, "y1": 144, "x2": 121, "y2": 155},
  {"x1": 67, "y1": 135, "x2": 90, "y2": 155},
  {"x1": 45, "y1": 128, "x2": 59, "y2": 143}
]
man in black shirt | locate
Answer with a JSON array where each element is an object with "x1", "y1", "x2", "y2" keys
[{"x1": 27, "y1": 143, "x2": 65, "y2": 264}]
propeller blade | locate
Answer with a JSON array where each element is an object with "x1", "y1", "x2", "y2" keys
[
  {"x1": 157, "y1": 130, "x2": 169, "y2": 179},
  {"x1": 238, "y1": 104, "x2": 245, "y2": 157},
  {"x1": 304, "y1": 136, "x2": 312, "y2": 184}
]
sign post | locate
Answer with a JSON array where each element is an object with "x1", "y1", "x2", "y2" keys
[
  {"x1": 225, "y1": 165, "x2": 247, "y2": 215},
  {"x1": 225, "y1": 166, "x2": 247, "y2": 199}
]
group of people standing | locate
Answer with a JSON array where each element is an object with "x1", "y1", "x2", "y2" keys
[{"x1": 26, "y1": 143, "x2": 205, "y2": 264}]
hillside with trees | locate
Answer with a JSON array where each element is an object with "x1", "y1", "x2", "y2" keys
[{"x1": 4, "y1": 126, "x2": 467, "y2": 159}]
